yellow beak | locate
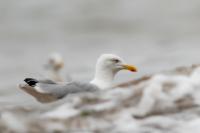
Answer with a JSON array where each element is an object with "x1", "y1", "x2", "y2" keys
[{"x1": 122, "y1": 64, "x2": 137, "y2": 72}]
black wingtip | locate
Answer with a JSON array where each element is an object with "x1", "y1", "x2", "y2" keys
[{"x1": 24, "y1": 78, "x2": 38, "y2": 87}]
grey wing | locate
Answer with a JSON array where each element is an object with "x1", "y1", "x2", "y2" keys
[
  {"x1": 38, "y1": 82, "x2": 99, "y2": 99},
  {"x1": 39, "y1": 79, "x2": 57, "y2": 84}
]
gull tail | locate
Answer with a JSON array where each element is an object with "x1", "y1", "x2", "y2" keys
[{"x1": 24, "y1": 78, "x2": 39, "y2": 87}]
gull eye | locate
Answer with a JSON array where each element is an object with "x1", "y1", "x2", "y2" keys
[{"x1": 112, "y1": 59, "x2": 120, "y2": 63}]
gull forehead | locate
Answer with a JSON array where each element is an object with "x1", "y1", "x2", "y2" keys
[{"x1": 99, "y1": 54, "x2": 123, "y2": 60}]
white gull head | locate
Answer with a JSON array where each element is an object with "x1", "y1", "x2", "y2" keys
[{"x1": 90, "y1": 54, "x2": 137, "y2": 89}]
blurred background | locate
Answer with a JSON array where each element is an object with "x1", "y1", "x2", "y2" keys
[{"x1": 0, "y1": 0, "x2": 200, "y2": 104}]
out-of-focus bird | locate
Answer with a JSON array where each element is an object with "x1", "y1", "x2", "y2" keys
[{"x1": 44, "y1": 53, "x2": 71, "y2": 82}]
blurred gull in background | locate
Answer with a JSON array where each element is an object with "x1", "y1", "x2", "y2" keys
[
  {"x1": 44, "y1": 53, "x2": 71, "y2": 83},
  {"x1": 19, "y1": 54, "x2": 137, "y2": 103}
]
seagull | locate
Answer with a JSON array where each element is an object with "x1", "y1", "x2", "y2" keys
[
  {"x1": 44, "y1": 53, "x2": 71, "y2": 82},
  {"x1": 19, "y1": 54, "x2": 137, "y2": 103}
]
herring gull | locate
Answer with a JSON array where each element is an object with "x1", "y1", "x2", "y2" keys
[{"x1": 19, "y1": 54, "x2": 137, "y2": 103}]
